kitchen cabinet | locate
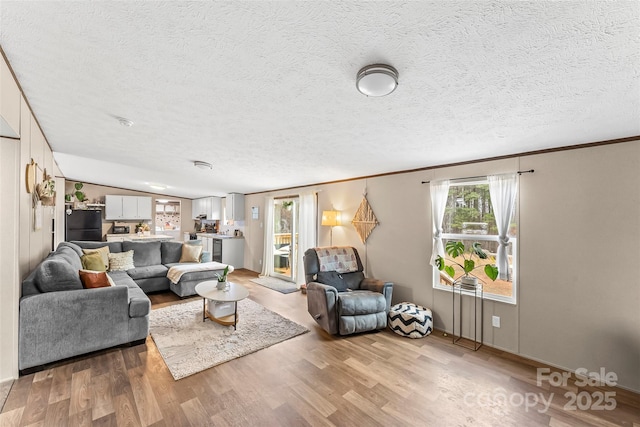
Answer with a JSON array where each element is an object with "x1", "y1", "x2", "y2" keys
[
  {"x1": 225, "y1": 193, "x2": 245, "y2": 221},
  {"x1": 195, "y1": 234, "x2": 244, "y2": 268},
  {"x1": 105, "y1": 195, "x2": 152, "y2": 220},
  {"x1": 221, "y1": 238, "x2": 244, "y2": 268},
  {"x1": 210, "y1": 197, "x2": 222, "y2": 220},
  {"x1": 192, "y1": 198, "x2": 208, "y2": 219},
  {"x1": 192, "y1": 197, "x2": 221, "y2": 220},
  {"x1": 196, "y1": 234, "x2": 213, "y2": 253}
]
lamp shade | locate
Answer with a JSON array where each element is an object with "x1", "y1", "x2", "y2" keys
[{"x1": 321, "y1": 210, "x2": 340, "y2": 226}]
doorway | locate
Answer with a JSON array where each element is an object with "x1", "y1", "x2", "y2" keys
[
  {"x1": 155, "y1": 199, "x2": 181, "y2": 240},
  {"x1": 272, "y1": 197, "x2": 299, "y2": 282}
]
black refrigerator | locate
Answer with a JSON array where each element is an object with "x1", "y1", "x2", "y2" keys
[{"x1": 65, "y1": 209, "x2": 102, "y2": 241}]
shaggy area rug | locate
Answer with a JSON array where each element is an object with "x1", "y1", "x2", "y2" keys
[
  {"x1": 250, "y1": 276, "x2": 299, "y2": 294},
  {"x1": 150, "y1": 298, "x2": 308, "y2": 380}
]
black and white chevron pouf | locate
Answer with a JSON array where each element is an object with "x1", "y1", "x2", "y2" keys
[{"x1": 388, "y1": 302, "x2": 433, "y2": 338}]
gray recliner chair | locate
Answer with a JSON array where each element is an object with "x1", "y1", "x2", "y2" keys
[{"x1": 303, "y1": 247, "x2": 393, "y2": 335}]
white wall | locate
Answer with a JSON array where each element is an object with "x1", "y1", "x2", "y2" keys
[
  {"x1": 243, "y1": 141, "x2": 640, "y2": 392},
  {"x1": 0, "y1": 138, "x2": 20, "y2": 382},
  {"x1": 1, "y1": 54, "x2": 61, "y2": 381}
]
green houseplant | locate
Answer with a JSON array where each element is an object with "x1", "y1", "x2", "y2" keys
[
  {"x1": 215, "y1": 266, "x2": 230, "y2": 290},
  {"x1": 435, "y1": 241, "x2": 499, "y2": 288},
  {"x1": 74, "y1": 182, "x2": 87, "y2": 202}
]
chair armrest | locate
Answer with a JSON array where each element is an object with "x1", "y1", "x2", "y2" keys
[
  {"x1": 306, "y1": 282, "x2": 339, "y2": 334},
  {"x1": 360, "y1": 278, "x2": 393, "y2": 312}
]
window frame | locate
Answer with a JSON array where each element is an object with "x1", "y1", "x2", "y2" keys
[{"x1": 432, "y1": 178, "x2": 518, "y2": 305}]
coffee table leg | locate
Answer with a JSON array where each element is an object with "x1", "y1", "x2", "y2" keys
[
  {"x1": 202, "y1": 298, "x2": 206, "y2": 322},
  {"x1": 234, "y1": 301, "x2": 238, "y2": 330}
]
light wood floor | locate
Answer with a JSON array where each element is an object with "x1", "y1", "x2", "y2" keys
[{"x1": 2, "y1": 269, "x2": 638, "y2": 426}]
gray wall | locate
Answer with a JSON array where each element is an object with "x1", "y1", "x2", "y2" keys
[{"x1": 244, "y1": 141, "x2": 640, "y2": 392}]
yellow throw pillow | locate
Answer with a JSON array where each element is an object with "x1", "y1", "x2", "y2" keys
[
  {"x1": 81, "y1": 251, "x2": 107, "y2": 271},
  {"x1": 179, "y1": 244, "x2": 203, "y2": 263},
  {"x1": 108, "y1": 250, "x2": 135, "y2": 271},
  {"x1": 82, "y1": 246, "x2": 110, "y2": 270}
]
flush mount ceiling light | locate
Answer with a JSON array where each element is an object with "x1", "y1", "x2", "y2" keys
[
  {"x1": 117, "y1": 117, "x2": 134, "y2": 127},
  {"x1": 356, "y1": 64, "x2": 399, "y2": 97},
  {"x1": 194, "y1": 160, "x2": 212, "y2": 170}
]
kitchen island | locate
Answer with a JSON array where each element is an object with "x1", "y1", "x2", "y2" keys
[{"x1": 196, "y1": 233, "x2": 244, "y2": 268}]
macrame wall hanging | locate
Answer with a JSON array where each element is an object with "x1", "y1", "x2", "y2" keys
[{"x1": 351, "y1": 194, "x2": 379, "y2": 243}]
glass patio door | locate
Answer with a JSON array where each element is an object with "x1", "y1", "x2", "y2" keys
[{"x1": 272, "y1": 197, "x2": 299, "y2": 281}]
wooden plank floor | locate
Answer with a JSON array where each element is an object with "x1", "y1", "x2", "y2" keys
[{"x1": 2, "y1": 269, "x2": 638, "y2": 426}]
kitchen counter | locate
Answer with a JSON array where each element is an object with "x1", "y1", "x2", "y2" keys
[
  {"x1": 106, "y1": 234, "x2": 174, "y2": 242},
  {"x1": 195, "y1": 233, "x2": 244, "y2": 239}
]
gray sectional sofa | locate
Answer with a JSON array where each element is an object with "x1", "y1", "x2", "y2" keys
[
  {"x1": 71, "y1": 240, "x2": 225, "y2": 297},
  {"x1": 19, "y1": 239, "x2": 230, "y2": 373}
]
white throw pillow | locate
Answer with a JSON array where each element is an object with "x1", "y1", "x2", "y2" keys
[{"x1": 108, "y1": 250, "x2": 135, "y2": 271}]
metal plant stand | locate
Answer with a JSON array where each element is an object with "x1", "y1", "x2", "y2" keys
[{"x1": 452, "y1": 281, "x2": 483, "y2": 351}]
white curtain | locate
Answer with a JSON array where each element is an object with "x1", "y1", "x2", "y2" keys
[
  {"x1": 488, "y1": 173, "x2": 518, "y2": 280},
  {"x1": 429, "y1": 180, "x2": 450, "y2": 265},
  {"x1": 259, "y1": 196, "x2": 275, "y2": 278},
  {"x1": 296, "y1": 191, "x2": 317, "y2": 285}
]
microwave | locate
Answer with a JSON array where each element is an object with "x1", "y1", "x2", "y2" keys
[{"x1": 113, "y1": 225, "x2": 130, "y2": 234}]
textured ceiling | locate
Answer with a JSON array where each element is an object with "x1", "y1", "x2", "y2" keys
[{"x1": 1, "y1": 1, "x2": 638, "y2": 198}]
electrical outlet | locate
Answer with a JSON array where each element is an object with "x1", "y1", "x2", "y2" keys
[
  {"x1": 492, "y1": 316, "x2": 501, "y2": 328},
  {"x1": 259, "y1": 259, "x2": 262, "y2": 265}
]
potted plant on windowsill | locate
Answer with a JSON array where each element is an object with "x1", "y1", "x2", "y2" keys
[
  {"x1": 435, "y1": 241, "x2": 499, "y2": 289},
  {"x1": 215, "y1": 265, "x2": 230, "y2": 290}
]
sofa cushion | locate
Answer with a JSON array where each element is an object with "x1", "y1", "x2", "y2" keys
[
  {"x1": 123, "y1": 241, "x2": 161, "y2": 267},
  {"x1": 57, "y1": 241, "x2": 83, "y2": 256},
  {"x1": 35, "y1": 258, "x2": 83, "y2": 293},
  {"x1": 82, "y1": 246, "x2": 110, "y2": 270},
  {"x1": 81, "y1": 252, "x2": 106, "y2": 271},
  {"x1": 179, "y1": 244, "x2": 203, "y2": 263},
  {"x1": 72, "y1": 241, "x2": 123, "y2": 253},
  {"x1": 108, "y1": 250, "x2": 135, "y2": 271},
  {"x1": 161, "y1": 241, "x2": 183, "y2": 264},
  {"x1": 164, "y1": 264, "x2": 224, "y2": 282},
  {"x1": 54, "y1": 245, "x2": 83, "y2": 271},
  {"x1": 127, "y1": 265, "x2": 169, "y2": 280},
  {"x1": 79, "y1": 270, "x2": 113, "y2": 288},
  {"x1": 161, "y1": 240, "x2": 203, "y2": 264}
]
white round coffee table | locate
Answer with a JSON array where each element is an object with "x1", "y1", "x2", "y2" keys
[{"x1": 194, "y1": 281, "x2": 249, "y2": 329}]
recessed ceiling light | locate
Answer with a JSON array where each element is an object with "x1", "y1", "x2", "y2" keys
[
  {"x1": 194, "y1": 161, "x2": 213, "y2": 170},
  {"x1": 149, "y1": 184, "x2": 166, "y2": 190},
  {"x1": 117, "y1": 117, "x2": 134, "y2": 127}
]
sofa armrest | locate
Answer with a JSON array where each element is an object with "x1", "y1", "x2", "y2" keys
[
  {"x1": 360, "y1": 278, "x2": 393, "y2": 312},
  {"x1": 201, "y1": 251, "x2": 212, "y2": 263},
  {"x1": 306, "y1": 281, "x2": 339, "y2": 334},
  {"x1": 19, "y1": 286, "x2": 131, "y2": 370}
]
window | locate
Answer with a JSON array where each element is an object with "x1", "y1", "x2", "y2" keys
[
  {"x1": 154, "y1": 200, "x2": 181, "y2": 232},
  {"x1": 433, "y1": 178, "x2": 517, "y2": 303}
]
